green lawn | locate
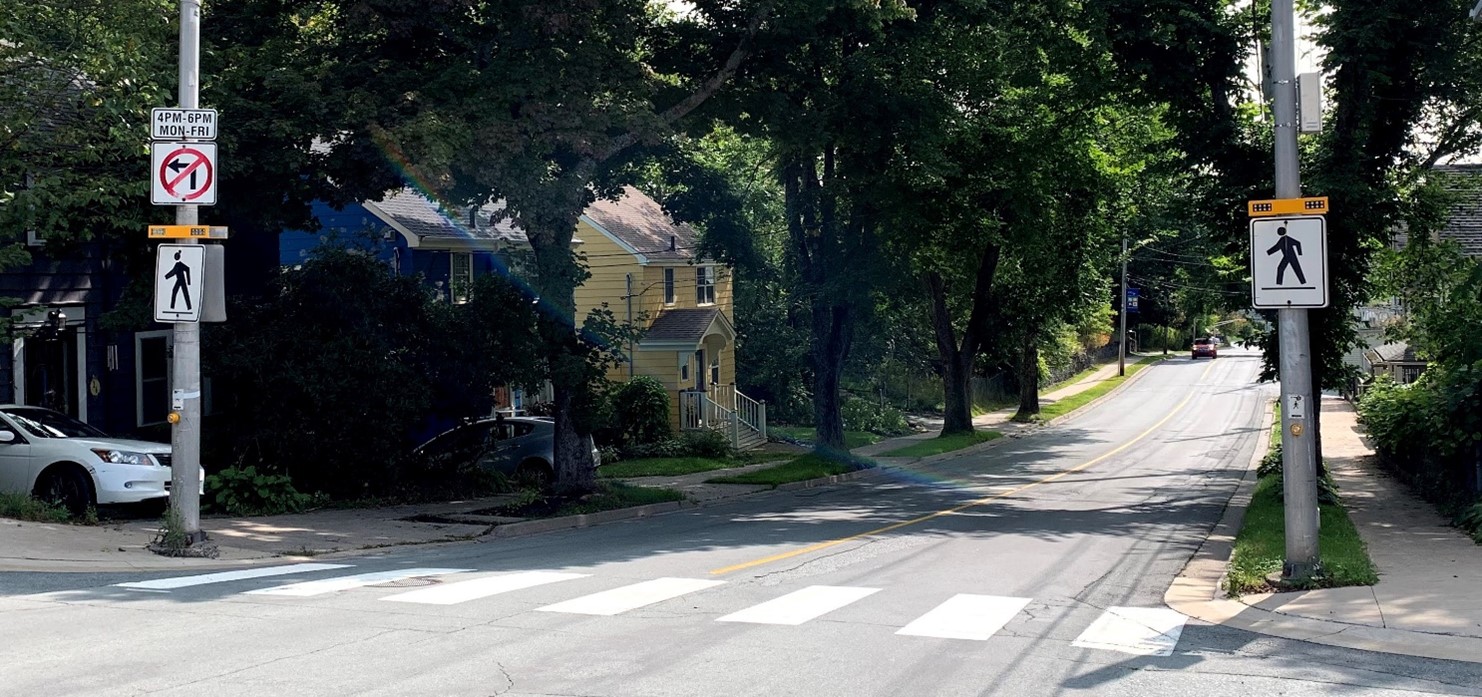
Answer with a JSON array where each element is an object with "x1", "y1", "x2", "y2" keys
[
  {"x1": 883, "y1": 430, "x2": 1003, "y2": 458},
  {"x1": 771, "y1": 426, "x2": 881, "y2": 450},
  {"x1": 706, "y1": 454, "x2": 860, "y2": 487},
  {"x1": 1226, "y1": 474, "x2": 1379, "y2": 595},
  {"x1": 599, "y1": 456, "x2": 779, "y2": 479},
  {"x1": 1020, "y1": 355, "x2": 1166, "y2": 422}
]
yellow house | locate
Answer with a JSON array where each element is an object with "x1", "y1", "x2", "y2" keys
[{"x1": 573, "y1": 187, "x2": 766, "y2": 449}]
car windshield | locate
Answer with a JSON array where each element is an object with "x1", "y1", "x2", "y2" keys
[
  {"x1": 3, "y1": 408, "x2": 109, "y2": 439},
  {"x1": 1195, "y1": 339, "x2": 1212, "y2": 346}
]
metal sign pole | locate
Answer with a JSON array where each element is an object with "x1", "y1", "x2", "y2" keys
[
  {"x1": 1118, "y1": 237, "x2": 1128, "y2": 377},
  {"x1": 170, "y1": 0, "x2": 205, "y2": 543},
  {"x1": 1272, "y1": 0, "x2": 1321, "y2": 579}
]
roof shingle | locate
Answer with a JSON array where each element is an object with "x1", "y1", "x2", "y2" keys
[
  {"x1": 643, "y1": 308, "x2": 721, "y2": 343},
  {"x1": 583, "y1": 186, "x2": 699, "y2": 261}
]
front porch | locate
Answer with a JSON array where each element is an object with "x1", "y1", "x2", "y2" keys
[{"x1": 678, "y1": 384, "x2": 768, "y2": 451}]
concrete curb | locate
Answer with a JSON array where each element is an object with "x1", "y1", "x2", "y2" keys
[
  {"x1": 1163, "y1": 399, "x2": 1482, "y2": 664},
  {"x1": 484, "y1": 500, "x2": 687, "y2": 538}
]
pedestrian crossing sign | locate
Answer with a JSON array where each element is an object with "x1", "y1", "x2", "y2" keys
[
  {"x1": 1250, "y1": 216, "x2": 1327, "y2": 308},
  {"x1": 154, "y1": 244, "x2": 204, "y2": 323}
]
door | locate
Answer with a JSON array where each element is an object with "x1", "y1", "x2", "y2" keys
[
  {"x1": 694, "y1": 349, "x2": 706, "y2": 390},
  {"x1": 23, "y1": 330, "x2": 78, "y2": 417}
]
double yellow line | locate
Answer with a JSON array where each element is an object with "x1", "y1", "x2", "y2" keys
[{"x1": 709, "y1": 359, "x2": 1219, "y2": 576}]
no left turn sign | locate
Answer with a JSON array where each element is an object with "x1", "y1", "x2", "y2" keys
[{"x1": 151, "y1": 142, "x2": 217, "y2": 205}]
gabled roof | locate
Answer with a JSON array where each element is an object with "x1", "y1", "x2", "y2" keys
[
  {"x1": 582, "y1": 186, "x2": 700, "y2": 263},
  {"x1": 641, "y1": 308, "x2": 733, "y2": 346},
  {"x1": 364, "y1": 188, "x2": 525, "y2": 249},
  {"x1": 1367, "y1": 341, "x2": 1424, "y2": 364},
  {"x1": 1431, "y1": 165, "x2": 1482, "y2": 258}
]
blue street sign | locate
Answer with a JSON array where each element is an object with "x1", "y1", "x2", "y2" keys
[{"x1": 1126, "y1": 287, "x2": 1140, "y2": 312}]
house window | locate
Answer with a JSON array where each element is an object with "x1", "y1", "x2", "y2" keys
[
  {"x1": 679, "y1": 352, "x2": 690, "y2": 382},
  {"x1": 136, "y1": 332, "x2": 171, "y2": 427},
  {"x1": 664, "y1": 268, "x2": 676, "y2": 305},
  {"x1": 710, "y1": 354, "x2": 721, "y2": 387},
  {"x1": 696, "y1": 266, "x2": 715, "y2": 305},
  {"x1": 450, "y1": 252, "x2": 473, "y2": 303}
]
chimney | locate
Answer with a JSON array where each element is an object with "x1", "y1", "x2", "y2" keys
[{"x1": 669, "y1": 235, "x2": 677, "y2": 251}]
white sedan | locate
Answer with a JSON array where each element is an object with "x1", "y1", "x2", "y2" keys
[{"x1": 0, "y1": 405, "x2": 203, "y2": 515}]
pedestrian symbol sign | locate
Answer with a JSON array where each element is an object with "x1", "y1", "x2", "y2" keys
[
  {"x1": 1250, "y1": 216, "x2": 1327, "y2": 308},
  {"x1": 155, "y1": 244, "x2": 204, "y2": 323},
  {"x1": 151, "y1": 142, "x2": 217, "y2": 205}
]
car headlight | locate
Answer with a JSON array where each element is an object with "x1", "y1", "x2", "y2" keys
[{"x1": 91, "y1": 449, "x2": 150, "y2": 466}]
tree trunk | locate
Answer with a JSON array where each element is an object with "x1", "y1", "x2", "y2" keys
[
  {"x1": 523, "y1": 192, "x2": 599, "y2": 493},
  {"x1": 1015, "y1": 334, "x2": 1040, "y2": 420},
  {"x1": 941, "y1": 355, "x2": 974, "y2": 435},
  {"x1": 925, "y1": 247, "x2": 1001, "y2": 436},
  {"x1": 550, "y1": 384, "x2": 595, "y2": 492},
  {"x1": 810, "y1": 300, "x2": 852, "y2": 452}
]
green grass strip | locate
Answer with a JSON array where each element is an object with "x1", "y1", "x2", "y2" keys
[
  {"x1": 1226, "y1": 474, "x2": 1379, "y2": 595},
  {"x1": 706, "y1": 453, "x2": 859, "y2": 487},
  {"x1": 0, "y1": 491, "x2": 72, "y2": 523},
  {"x1": 551, "y1": 482, "x2": 685, "y2": 517},
  {"x1": 770, "y1": 426, "x2": 881, "y2": 450},
  {"x1": 1021, "y1": 355, "x2": 1166, "y2": 422},
  {"x1": 883, "y1": 430, "x2": 1003, "y2": 458}
]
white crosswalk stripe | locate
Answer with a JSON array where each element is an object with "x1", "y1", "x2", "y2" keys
[
  {"x1": 717, "y1": 585, "x2": 879, "y2": 625},
  {"x1": 536, "y1": 577, "x2": 725, "y2": 616},
  {"x1": 895, "y1": 594, "x2": 1031, "y2": 641},
  {"x1": 100, "y1": 566, "x2": 1187, "y2": 655},
  {"x1": 113, "y1": 563, "x2": 354, "y2": 591},
  {"x1": 381, "y1": 571, "x2": 589, "y2": 605},
  {"x1": 1071, "y1": 606, "x2": 1187, "y2": 656},
  {"x1": 245, "y1": 568, "x2": 472, "y2": 597}
]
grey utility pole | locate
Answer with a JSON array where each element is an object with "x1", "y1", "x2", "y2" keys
[
  {"x1": 1271, "y1": 0, "x2": 1321, "y2": 579},
  {"x1": 171, "y1": 0, "x2": 205, "y2": 543},
  {"x1": 1118, "y1": 237, "x2": 1128, "y2": 377}
]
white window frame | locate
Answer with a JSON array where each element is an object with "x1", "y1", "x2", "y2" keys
[
  {"x1": 696, "y1": 265, "x2": 715, "y2": 306},
  {"x1": 678, "y1": 351, "x2": 690, "y2": 382},
  {"x1": 663, "y1": 268, "x2": 676, "y2": 305},
  {"x1": 135, "y1": 330, "x2": 172, "y2": 427},
  {"x1": 450, "y1": 252, "x2": 473, "y2": 304}
]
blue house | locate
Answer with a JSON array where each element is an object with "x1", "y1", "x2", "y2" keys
[{"x1": 280, "y1": 188, "x2": 533, "y2": 304}]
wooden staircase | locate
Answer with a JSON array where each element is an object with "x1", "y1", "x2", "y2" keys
[{"x1": 678, "y1": 385, "x2": 768, "y2": 451}]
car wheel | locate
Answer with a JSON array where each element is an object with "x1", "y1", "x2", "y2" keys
[
  {"x1": 34, "y1": 464, "x2": 95, "y2": 518},
  {"x1": 516, "y1": 460, "x2": 554, "y2": 490}
]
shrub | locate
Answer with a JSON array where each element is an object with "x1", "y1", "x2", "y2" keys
[
  {"x1": 621, "y1": 429, "x2": 734, "y2": 460},
  {"x1": 842, "y1": 395, "x2": 910, "y2": 436},
  {"x1": 680, "y1": 429, "x2": 732, "y2": 459},
  {"x1": 609, "y1": 377, "x2": 672, "y2": 447},
  {"x1": 206, "y1": 466, "x2": 314, "y2": 516}
]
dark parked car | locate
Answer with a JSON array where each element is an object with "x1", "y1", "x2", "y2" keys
[
  {"x1": 412, "y1": 416, "x2": 600, "y2": 485},
  {"x1": 1191, "y1": 337, "x2": 1218, "y2": 359}
]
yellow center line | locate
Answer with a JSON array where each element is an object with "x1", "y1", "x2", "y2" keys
[{"x1": 709, "y1": 359, "x2": 1220, "y2": 576}]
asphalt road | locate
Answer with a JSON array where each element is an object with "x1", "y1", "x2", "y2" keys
[{"x1": 4, "y1": 351, "x2": 1481, "y2": 697}]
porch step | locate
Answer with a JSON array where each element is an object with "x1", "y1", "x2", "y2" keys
[{"x1": 736, "y1": 429, "x2": 767, "y2": 452}]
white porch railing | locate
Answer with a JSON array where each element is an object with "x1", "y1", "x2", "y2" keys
[{"x1": 680, "y1": 385, "x2": 767, "y2": 449}]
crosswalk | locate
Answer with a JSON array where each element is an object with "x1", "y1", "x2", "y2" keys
[{"x1": 102, "y1": 564, "x2": 1188, "y2": 656}]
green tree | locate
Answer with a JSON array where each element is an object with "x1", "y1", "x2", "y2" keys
[{"x1": 300, "y1": 0, "x2": 769, "y2": 490}]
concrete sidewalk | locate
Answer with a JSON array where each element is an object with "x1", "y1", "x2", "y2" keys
[
  {"x1": 1169, "y1": 396, "x2": 1482, "y2": 663},
  {"x1": 0, "y1": 454, "x2": 811, "y2": 572}
]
